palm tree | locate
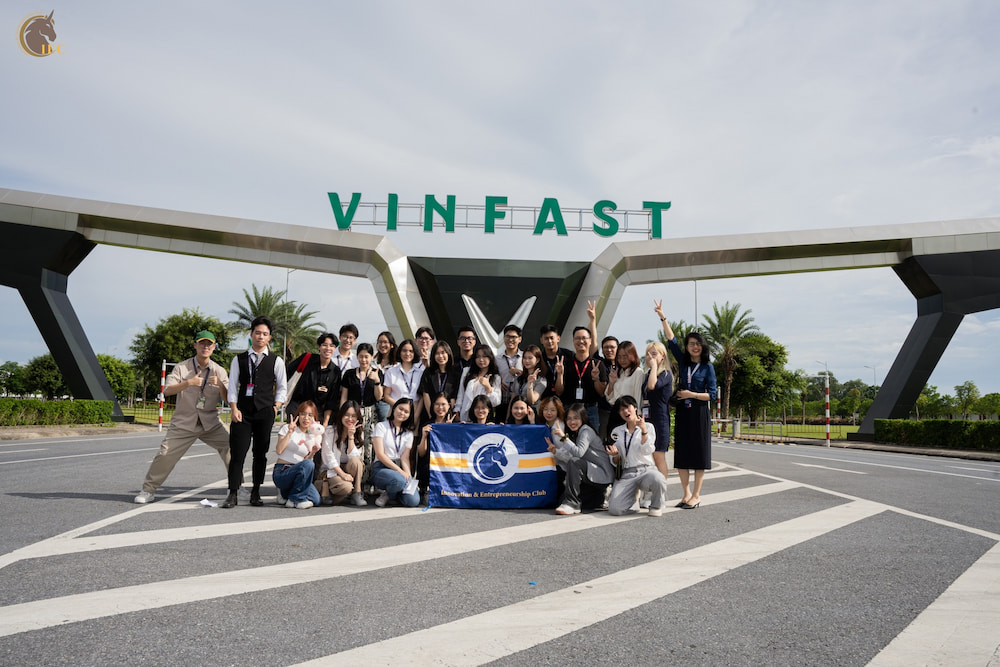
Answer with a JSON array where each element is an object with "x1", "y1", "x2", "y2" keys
[
  {"x1": 229, "y1": 285, "x2": 325, "y2": 358},
  {"x1": 701, "y1": 301, "x2": 760, "y2": 420},
  {"x1": 279, "y1": 300, "x2": 325, "y2": 359}
]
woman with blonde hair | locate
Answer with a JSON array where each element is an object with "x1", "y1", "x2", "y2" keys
[{"x1": 645, "y1": 339, "x2": 674, "y2": 483}]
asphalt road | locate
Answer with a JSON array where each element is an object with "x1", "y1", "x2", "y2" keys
[{"x1": 0, "y1": 432, "x2": 998, "y2": 666}]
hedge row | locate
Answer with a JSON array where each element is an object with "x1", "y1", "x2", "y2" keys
[
  {"x1": 873, "y1": 419, "x2": 1000, "y2": 451},
  {"x1": 0, "y1": 399, "x2": 115, "y2": 426}
]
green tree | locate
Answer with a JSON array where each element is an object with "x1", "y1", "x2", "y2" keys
[
  {"x1": 130, "y1": 309, "x2": 235, "y2": 401},
  {"x1": 839, "y1": 378, "x2": 869, "y2": 402},
  {"x1": 726, "y1": 334, "x2": 790, "y2": 421},
  {"x1": 806, "y1": 373, "x2": 841, "y2": 404},
  {"x1": 0, "y1": 361, "x2": 27, "y2": 397},
  {"x1": 837, "y1": 387, "x2": 863, "y2": 423},
  {"x1": 228, "y1": 284, "x2": 325, "y2": 359},
  {"x1": 276, "y1": 300, "x2": 325, "y2": 360},
  {"x1": 915, "y1": 385, "x2": 953, "y2": 419},
  {"x1": 974, "y1": 393, "x2": 1000, "y2": 419},
  {"x1": 954, "y1": 380, "x2": 981, "y2": 419},
  {"x1": 96, "y1": 354, "x2": 135, "y2": 404},
  {"x1": 654, "y1": 319, "x2": 695, "y2": 348},
  {"x1": 23, "y1": 354, "x2": 69, "y2": 399},
  {"x1": 701, "y1": 302, "x2": 760, "y2": 420}
]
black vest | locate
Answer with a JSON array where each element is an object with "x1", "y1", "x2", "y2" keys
[{"x1": 237, "y1": 351, "x2": 278, "y2": 414}]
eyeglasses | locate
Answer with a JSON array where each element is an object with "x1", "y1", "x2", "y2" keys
[{"x1": 458, "y1": 336, "x2": 476, "y2": 342}]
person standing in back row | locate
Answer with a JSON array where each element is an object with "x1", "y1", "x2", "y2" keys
[
  {"x1": 657, "y1": 300, "x2": 717, "y2": 510},
  {"x1": 224, "y1": 315, "x2": 288, "y2": 508}
]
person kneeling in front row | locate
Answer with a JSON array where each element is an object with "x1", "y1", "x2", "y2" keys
[
  {"x1": 549, "y1": 402, "x2": 615, "y2": 515},
  {"x1": 606, "y1": 396, "x2": 667, "y2": 517},
  {"x1": 372, "y1": 398, "x2": 420, "y2": 508},
  {"x1": 273, "y1": 401, "x2": 323, "y2": 509}
]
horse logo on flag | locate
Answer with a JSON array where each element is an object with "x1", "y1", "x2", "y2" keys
[{"x1": 469, "y1": 433, "x2": 519, "y2": 484}]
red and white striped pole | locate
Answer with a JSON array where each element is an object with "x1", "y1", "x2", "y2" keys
[
  {"x1": 716, "y1": 395, "x2": 722, "y2": 436},
  {"x1": 824, "y1": 373, "x2": 831, "y2": 447},
  {"x1": 158, "y1": 359, "x2": 166, "y2": 433}
]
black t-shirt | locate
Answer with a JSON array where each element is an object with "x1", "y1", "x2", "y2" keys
[
  {"x1": 341, "y1": 367, "x2": 384, "y2": 407},
  {"x1": 417, "y1": 366, "x2": 461, "y2": 403},
  {"x1": 559, "y1": 353, "x2": 608, "y2": 406}
]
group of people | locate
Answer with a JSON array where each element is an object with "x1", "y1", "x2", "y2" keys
[{"x1": 133, "y1": 301, "x2": 718, "y2": 516}]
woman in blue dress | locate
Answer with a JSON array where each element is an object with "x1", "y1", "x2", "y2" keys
[
  {"x1": 656, "y1": 300, "x2": 717, "y2": 509},
  {"x1": 644, "y1": 339, "x2": 674, "y2": 486}
]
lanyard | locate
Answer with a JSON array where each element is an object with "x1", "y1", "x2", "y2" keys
[
  {"x1": 390, "y1": 423, "x2": 403, "y2": 453},
  {"x1": 545, "y1": 355, "x2": 558, "y2": 374},
  {"x1": 193, "y1": 359, "x2": 210, "y2": 395},
  {"x1": 400, "y1": 366, "x2": 416, "y2": 394},
  {"x1": 335, "y1": 353, "x2": 350, "y2": 372},
  {"x1": 623, "y1": 427, "x2": 636, "y2": 459},
  {"x1": 574, "y1": 358, "x2": 591, "y2": 380},
  {"x1": 686, "y1": 363, "x2": 701, "y2": 390},
  {"x1": 436, "y1": 371, "x2": 447, "y2": 393}
]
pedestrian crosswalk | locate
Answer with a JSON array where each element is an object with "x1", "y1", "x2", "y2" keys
[{"x1": 1, "y1": 461, "x2": 998, "y2": 665}]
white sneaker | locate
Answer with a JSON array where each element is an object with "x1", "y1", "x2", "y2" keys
[
  {"x1": 555, "y1": 504, "x2": 580, "y2": 515},
  {"x1": 295, "y1": 500, "x2": 314, "y2": 509},
  {"x1": 275, "y1": 491, "x2": 286, "y2": 505},
  {"x1": 284, "y1": 499, "x2": 294, "y2": 507},
  {"x1": 647, "y1": 507, "x2": 663, "y2": 517},
  {"x1": 350, "y1": 492, "x2": 368, "y2": 507},
  {"x1": 375, "y1": 492, "x2": 390, "y2": 507},
  {"x1": 639, "y1": 491, "x2": 652, "y2": 509},
  {"x1": 133, "y1": 491, "x2": 154, "y2": 504},
  {"x1": 238, "y1": 487, "x2": 250, "y2": 500}
]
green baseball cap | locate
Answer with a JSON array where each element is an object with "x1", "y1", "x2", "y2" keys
[{"x1": 195, "y1": 330, "x2": 216, "y2": 343}]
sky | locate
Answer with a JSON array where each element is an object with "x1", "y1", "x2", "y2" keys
[{"x1": 2, "y1": 1, "x2": 1000, "y2": 397}]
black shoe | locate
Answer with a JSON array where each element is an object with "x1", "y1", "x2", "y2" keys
[
  {"x1": 249, "y1": 491, "x2": 263, "y2": 507},
  {"x1": 680, "y1": 501, "x2": 700, "y2": 509},
  {"x1": 675, "y1": 501, "x2": 688, "y2": 508},
  {"x1": 222, "y1": 492, "x2": 238, "y2": 508}
]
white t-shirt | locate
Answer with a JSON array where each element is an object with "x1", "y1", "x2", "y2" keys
[
  {"x1": 610, "y1": 423, "x2": 657, "y2": 468},
  {"x1": 277, "y1": 424, "x2": 316, "y2": 464},
  {"x1": 373, "y1": 420, "x2": 414, "y2": 461},
  {"x1": 383, "y1": 363, "x2": 424, "y2": 401}
]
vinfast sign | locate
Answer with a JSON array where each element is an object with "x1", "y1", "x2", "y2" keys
[{"x1": 328, "y1": 193, "x2": 672, "y2": 238}]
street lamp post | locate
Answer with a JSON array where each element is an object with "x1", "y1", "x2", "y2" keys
[
  {"x1": 816, "y1": 361, "x2": 830, "y2": 447},
  {"x1": 864, "y1": 365, "x2": 877, "y2": 398}
]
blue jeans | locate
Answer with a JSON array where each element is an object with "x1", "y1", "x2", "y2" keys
[
  {"x1": 272, "y1": 460, "x2": 321, "y2": 505},
  {"x1": 372, "y1": 461, "x2": 420, "y2": 507}
]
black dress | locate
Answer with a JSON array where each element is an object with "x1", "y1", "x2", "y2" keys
[
  {"x1": 667, "y1": 339, "x2": 717, "y2": 470},
  {"x1": 645, "y1": 370, "x2": 674, "y2": 453}
]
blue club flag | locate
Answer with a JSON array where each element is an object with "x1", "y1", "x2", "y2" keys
[{"x1": 428, "y1": 424, "x2": 557, "y2": 508}]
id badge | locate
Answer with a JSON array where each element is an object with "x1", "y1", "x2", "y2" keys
[
  {"x1": 642, "y1": 405, "x2": 649, "y2": 419},
  {"x1": 245, "y1": 384, "x2": 254, "y2": 397},
  {"x1": 196, "y1": 395, "x2": 207, "y2": 410},
  {"x1": 575, "y1": 387, "x2": 584, "y2": 400}
]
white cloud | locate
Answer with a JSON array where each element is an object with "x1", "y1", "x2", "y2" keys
[{"x1": 2, "y1": 1, "x2": 1000, "y2": 398}]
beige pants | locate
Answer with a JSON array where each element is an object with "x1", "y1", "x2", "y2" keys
[
  {"x1": 142, "y1": 421, "x2": 231, "y2": 494},
  {"x1": 315, "y1": 456, "x2": 364, "y2": 504}
]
